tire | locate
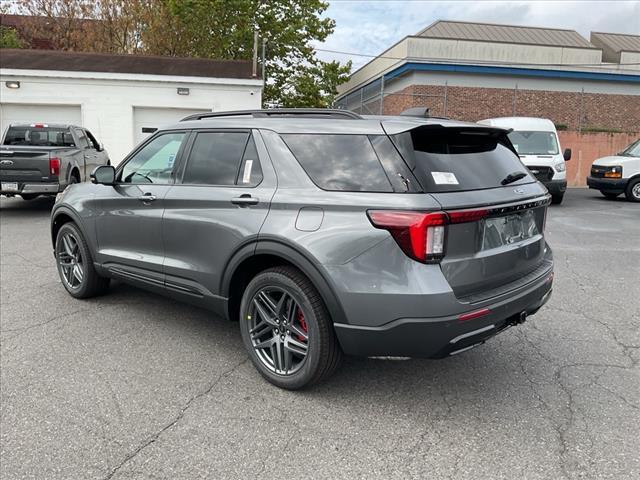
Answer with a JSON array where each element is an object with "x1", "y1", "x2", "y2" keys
[
  {"x1": 601, "y1": 191, "x2": 620, "y2": 199},
  {"x1": 239, "y1": 266, "x2": 342, "y2": 390},
  {"x1": 624, "y1": 178, "x2": 640, "y2": 202},
  {"x1": 20, "y1": 194, "x2": 40, "y2": 201},
  {"x1": 55, "y1": 222, "x2": 110, "y2": 298},
  {"x1": 551, "y1": 193, "x2": 564, "y2": 205}
]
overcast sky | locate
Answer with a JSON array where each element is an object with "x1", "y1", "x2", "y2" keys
[{"x1": 316, "y1": 0, "x2": 640, "y2": 69}]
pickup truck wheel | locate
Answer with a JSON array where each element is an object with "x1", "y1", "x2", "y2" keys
[
  {"x1": 55, "y1": 223, "x2": 109, "y2": 298},
  {"x1": 239, "y1": 266, "x2": 342, "y2": 390},
  {"x1": 625, "y1": 178, "x2": 640, "y2": 202},
  {"x1": 20, "y1": 194, "x2": 39, "y2": 201}
]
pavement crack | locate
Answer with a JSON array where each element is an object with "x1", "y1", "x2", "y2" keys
[{"x1": 102, "y1": 356, "x2": 249, "y2": 480}]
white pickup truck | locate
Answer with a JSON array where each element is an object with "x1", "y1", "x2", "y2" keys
[
  {"x1": 0, "y1": 123, "x2": 110, "y2": 200},
  {"x1": 587, "y1": 139, "x2": 640, "y2": 202}
]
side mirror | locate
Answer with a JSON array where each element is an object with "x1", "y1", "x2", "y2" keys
[
  {"x1": 563, "y1": 148, "x2": 572, "y2": 161},
  {"x1": 91, "y1": 165, "x2": 116, "y2": 185}
]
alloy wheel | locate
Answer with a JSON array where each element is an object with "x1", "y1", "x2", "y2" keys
[
  {"x1": 247, "y1": 287, "x2": 309, "y2": 375},
  {"x1": 57, "y1": 232, "x2": 84, "y2": 289},
  {"x1": 633, "y1": 182, "x2": 640, "y2": 199}
]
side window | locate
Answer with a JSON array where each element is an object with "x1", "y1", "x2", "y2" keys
[
  {"x1": 281, "y1": 134, "x2": 393, "y2": 192},
  {"x1": 182, "y1": 131, "x2": 250, "y2": 186},
  {"x1": 237, "y1": 135, "x2": 263, "y2": 186},
  {"x1": 120, "y1": 132, "x2": 186, "y2": 184},
  {"x1": 75, "y1": 129, "x2": 91, "y2": 149},
  {"x1": 85, "y1": 130, "x2": 100, "y2": 150}
]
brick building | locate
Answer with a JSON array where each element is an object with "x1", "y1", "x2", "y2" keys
[{"x1": 335, "y1": 21, "x2": 640, "y2": 133}]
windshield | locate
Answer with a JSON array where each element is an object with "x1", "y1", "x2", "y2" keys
[
  {"x1": 3, "y1": 126, "x2": 75, "y2": 147},
  {"x1": 621, "y1": 139, "x2": 640, "y2": 157},
  {"x1": 507, "y1": 131, "x2": 559, "y2": 155}
]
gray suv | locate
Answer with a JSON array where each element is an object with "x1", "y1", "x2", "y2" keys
[{"x1": 50, "y1": 109, "x2": 554, "y2": 389}]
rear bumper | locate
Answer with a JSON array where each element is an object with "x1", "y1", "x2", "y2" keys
[
  {"x1": 586, "y1": 176, "x2": 627, "y2": 194},
  {"x1": 543, "y1": 179, "x2": 567, "y2": 196},
  {"x1": 334, "y1": 268, "x2": 553, "y2": 358},
  {"x1": 0, "y1": 182, "x2": 60, "y2": 195}
]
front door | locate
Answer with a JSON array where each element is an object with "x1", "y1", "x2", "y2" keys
[
  {"x1": 162, "y1": 129, "x2": 276, "y2": 308},
  {"x1": 94, "y1": 131, "x2": 188, "y2": 288}
]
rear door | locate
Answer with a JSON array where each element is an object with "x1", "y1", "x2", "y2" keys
[
  {"x1": 162, "y1": 129, "x2": 276, "y2": 305},
  {"x1": 389, "y1": 124, "x2": 550, "y2": 299},
  {"x1": 94, "y1": 131, "x2": 188, "y2": 287},
  {"x1": 73, "y1": 128, "x2": 93, "y2": 181}
]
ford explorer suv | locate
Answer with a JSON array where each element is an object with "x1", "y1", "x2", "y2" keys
[
  {"x1": 1, "y1": 123, "x2": 110, "y2": 200},
  {"x1": 587, "y1": 138, "x2": 640, "y2": 202},
  {"x1": 50, "y1": 109, "x2": 554, "y2": 389},
  {"x1": 478, "y1": 117, "x2": 571, "y2": 204}
]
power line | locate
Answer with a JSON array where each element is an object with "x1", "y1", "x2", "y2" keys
[{"x1": 314, "y1": 47, "x2": 640, "y2": 69}]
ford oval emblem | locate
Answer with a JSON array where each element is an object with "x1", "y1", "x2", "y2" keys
[
  {"x1": 513, "y1": 188, "x2": 526, "y2": 195},
  {"x1": 0, "y1": 160, "x2": 14, "y2": 166}
]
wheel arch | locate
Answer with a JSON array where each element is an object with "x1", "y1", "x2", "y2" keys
[
  {"x1": 222, "y1": 239, "x2": 348, "y2": 326},
  {"x1": 50, "y1": 207, "x2": 83, "y2": 249}
]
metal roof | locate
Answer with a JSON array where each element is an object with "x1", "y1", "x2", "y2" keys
[
  {"x1": 417, "y1": 20, "x2": 595, "y2": 49},
  {"x1": 590, "y1": 32, "x2": 640, "y2": 53}
]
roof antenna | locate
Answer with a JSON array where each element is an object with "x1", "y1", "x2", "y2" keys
[{"x1": 400, "y1": 107, "x2": 430, "y2": 118}]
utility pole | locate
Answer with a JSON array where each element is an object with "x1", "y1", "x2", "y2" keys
[{"x1": 252, "y1": 30, "x2": 258, "y2": 78}]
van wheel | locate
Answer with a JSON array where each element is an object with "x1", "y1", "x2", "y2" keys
[
  {"x1": 239, "y1": 266, "x2": 342, "y2": 390},
  {"x1": 624, "y1": 178, "x2": 640, "y2": 202},
  {"x1": 55, "y1": 222, "x2": 110, "y2": 298},
  {"x1": 551, "y1": 194, "x2": 564, "y2": 204}
]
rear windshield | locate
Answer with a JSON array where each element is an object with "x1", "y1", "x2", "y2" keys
[
  {"x1": 507, "y1": 131, "x2": 558, "y2": 155},
  {"x1": 3, "y1": 126, "x2": 75, "y2": 147},
  {"x1": 392, "y1": 127, "x2": 534, "y2": 193}
]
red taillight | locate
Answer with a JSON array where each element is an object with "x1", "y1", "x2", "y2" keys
[
  {"x1": 367, "y1": 208, "x2": 489, "y2": 263},
  {"x1": 49, "y1": 157, "x2": 61, "y2": 176}
]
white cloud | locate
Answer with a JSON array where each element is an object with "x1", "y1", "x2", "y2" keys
[{"x1": 317, "y1": 0, "x2": 640, "y2": 68}]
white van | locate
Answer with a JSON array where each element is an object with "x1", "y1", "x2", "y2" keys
[
  {"x1": 587, "y1": 138, "x2": 640, "y2": 202},
  {"x1": 478, "y1": 117, "x2": 571, "y2": 204}
]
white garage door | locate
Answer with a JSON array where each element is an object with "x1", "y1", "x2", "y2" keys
[
  {"x1": 133, "y1": 107, "x2": 211, "y2": 145},
  {"x1": 0, "y1": 103, "x2": 82, "y2": 137}
]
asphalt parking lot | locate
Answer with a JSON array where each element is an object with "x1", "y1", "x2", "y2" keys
[{"x1": 1, "y1": 188, "x2": 638, "y2": 480}]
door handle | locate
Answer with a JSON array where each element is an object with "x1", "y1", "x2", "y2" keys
[
  {"x1": 138, "y1": 193, "x2": 157, "y2": 203},
  {"x1": 231, "y1": 194, "x2": 259, "y2": 206}
]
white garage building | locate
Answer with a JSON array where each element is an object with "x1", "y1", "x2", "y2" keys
[{"x1": 0, "y1": 49, "x2": 263, "y2": 163}]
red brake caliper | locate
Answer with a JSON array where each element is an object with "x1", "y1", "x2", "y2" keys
[{"x1": 296, "y1": 308, "x2": 308, "y2": 342}]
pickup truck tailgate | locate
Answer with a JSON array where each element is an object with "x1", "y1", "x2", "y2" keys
[{"x1": 0, "y1": 148, "x2": 52, "y2": 182}]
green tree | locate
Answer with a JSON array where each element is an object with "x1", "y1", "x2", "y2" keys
[
  {"x1": 0, "y1": 26, "x2": 23, "y2": 48},
  {"x1": 152, "y1": 0, "x2": 351, "y2": 107}
]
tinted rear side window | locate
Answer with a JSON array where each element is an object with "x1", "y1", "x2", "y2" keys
[
  {"x1": 183, "y1": 132, "x2": 249, "y2": 185},
  {"x1": 392, "y1": 127, "x2": 534, "y2": 192},
  {"x1": 281, "y1": 134, "x2": 393, "y2": 192}
]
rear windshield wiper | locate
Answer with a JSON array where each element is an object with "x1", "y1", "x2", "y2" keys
[{"x1": 501, "y1": 171, "x2": 528, "y2": 185}]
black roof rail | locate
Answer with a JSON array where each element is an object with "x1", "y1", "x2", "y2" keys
[{"x1": 180, "y1": 108, "x2": 362, "y2": 122}]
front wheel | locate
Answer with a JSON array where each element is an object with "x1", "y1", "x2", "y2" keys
[
  {"x1": 624, "y1": 178, "x2": 640, "y2": 202},
  {"x1": 55, "y1": 222, "x2": 110, "y2": 298},
  {"x1": 239, "y1": 266, "x2": 342, "y2": 390}
]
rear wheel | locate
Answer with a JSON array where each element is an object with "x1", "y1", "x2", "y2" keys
[
  {"x1": 624, "y1": 178, "x2": 640, "y2": 202},
  {"x1": 239, "y1": 266, "x2": 342, "y2": 390},
  {"x1": 55, "y1": 222, "x2": 109, "y2": 298},
  {"x1": 551, "y1": 193, "x2": 564, "y2": 204},
  {"x1": 20, "y1": 194, "x2": 39, "y2": 201}
]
